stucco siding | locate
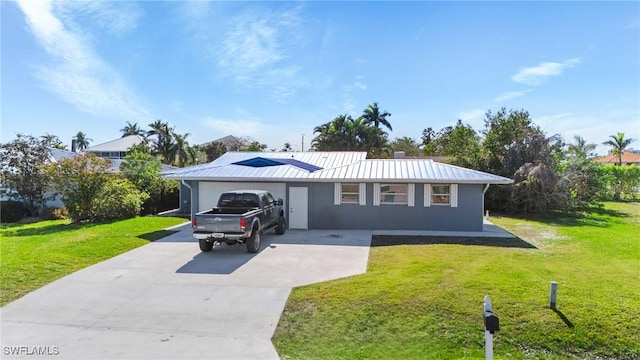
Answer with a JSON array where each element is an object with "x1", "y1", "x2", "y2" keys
[
  {"x1": 192, "y1": 180, "x2": 485, "y2": 231},
  {"x1": 308, "y1": 183, "x2": 484, "y2": 231}
]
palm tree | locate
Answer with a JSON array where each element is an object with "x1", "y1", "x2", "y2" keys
[
  {"x1": 361, "y1": 102, "x2": 392, "y2": 131},
  {"x1": 147, "y1": 120, "x2": 174, "y2": 163},
  {"x1": 73, "y1": 131, "x2": 92, "y2": 151},
  {"x1": 567, "y1": 136, "x2": 597, "y2": 160},
  {"x1": 120, "y1": 122, "x2": 145, "y2": 137},
  {"x1": 603, "y1": 132, "x2": 636, "y2": 166},
  {"x1": 168, "y1": 132, "x2": 197, "y2": 167},
  {"x1": 41, "y1": 133, "x2": 68, "y2": 150}
]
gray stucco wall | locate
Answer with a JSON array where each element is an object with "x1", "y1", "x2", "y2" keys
[
  {"x1": 179, "y1": 182, "x2": 191, "y2": 214},
  {"x1": 299, "y1": 182, "x2": 484, "y2": 231},
  {"x1": 192, "y1": 180, "x2": 485, "y2": 231}
]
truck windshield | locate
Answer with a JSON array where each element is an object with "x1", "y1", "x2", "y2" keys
[{"x1": 218, "y1": 193, "x2": 260, "y2": 208}]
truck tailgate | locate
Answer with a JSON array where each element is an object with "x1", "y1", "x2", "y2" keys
[{"x1": 194, "y1": 216, "x2": 242, "y2": 234}]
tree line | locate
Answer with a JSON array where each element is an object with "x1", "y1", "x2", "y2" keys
[
  {"x1": 310, "y1": 105, "x2": 638, "y2": 214},
  {"x1": 1, "y1": 104, "x2": 637, "y2": 220}
]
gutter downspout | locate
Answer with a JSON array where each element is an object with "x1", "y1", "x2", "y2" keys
[
  {"x1": 482, "y1": 184, "x2": 490, "y2": 221},
  {"x1": 181, "y1": 180, "x2": 193, "y2": 220}
]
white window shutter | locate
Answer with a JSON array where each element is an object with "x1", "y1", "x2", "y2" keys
[
  {"x1": 408, "y1": 183, "x2": 415, "y2": 207},
  {"x1": 424, "y1": 184, "x2": 431, "y2": 207},
  {"x1": 359, "y1": 183, "x2": 366, "y2": 205},
  {"x1": 334, "y1": 183, "x2": 341, "y2": 205},
  {"x1": 451, "y1": 184, "x2": 458, "y2": 208},
  {"x1": 373, "y1": 183, "x2": 381, "y2": 206}
]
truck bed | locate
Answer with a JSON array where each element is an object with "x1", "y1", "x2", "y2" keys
[{"x1": 201, "y1": 207, "x2": 258, "y2": 215}]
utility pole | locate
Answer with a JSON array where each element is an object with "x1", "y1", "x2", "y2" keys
[{"x1": 301, "y1": 134, "x2": 305, "y2": 152}]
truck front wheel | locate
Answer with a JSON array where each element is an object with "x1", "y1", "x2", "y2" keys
[
  {"x1": 246, "y1": 228, "x2": 261, "y2": 253},
  {"x1": 199, "y1": 239, "x2": 213, "y2": 252},
  {"x1": 275, "y1": 216, "x2": 286, "y2": 235}
]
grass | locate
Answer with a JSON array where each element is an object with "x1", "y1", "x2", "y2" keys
[
  {"x1": 0, "y1": 216, "x2": 187, "y2": 306},
  {"x1": 273, "y1": 202, "x2": 640, "y2": 359}
]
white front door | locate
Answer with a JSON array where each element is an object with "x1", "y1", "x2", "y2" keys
[{"x1": 288, "y1": 187, "x2": 308, "y2": 229}]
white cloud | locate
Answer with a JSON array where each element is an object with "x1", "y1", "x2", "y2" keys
[
  {"x1": 495, "y1": 90, "x2": 530, "y2": 102},
  {"x1": 202, "y1": 117, "x2": 268, "y2": 139},
  {"x1": 354, "y1": 81, "x2": 367, "y2": 90},
  {"x1": 511, "y1": 58, "x2": 581, "y2": 86},
  {"x1": 55, "y1": 1, "x2": 142, "y2": 36},
  {"x1": 457, "y1": 108, "x2": 486, "y2": 128},
  {"x1": 533, "y1": 112, "x2": 640, "y2": 155},
  {"x1": 16, "y1": 0, "x2": 147, "y2": 120},
  {"x1": 184, "y1": 4, "x2": 308, "y2": 102}
]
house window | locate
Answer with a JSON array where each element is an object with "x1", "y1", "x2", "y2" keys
[
  {"x1": 334, "y1": 183, "x2": 366, "y2": 205},
  {"x1": 341, "y1": 183, "x2": 359, "y2": 204},
  {"x1": 431, "y1": 185, "x2": 450, "y2": 205},
  {"x1": 380, "y1": 184, "x2": 408, "y2": 204}
]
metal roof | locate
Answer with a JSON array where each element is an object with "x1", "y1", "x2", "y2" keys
[
  {"x1": 163, "y1": 152, "x2": 512, "y2": 184},
  {"x1": 308, "y1": 159, "x2": 513, "y2": 184},
  {"x1": 211, "y1": 151, "x2": 367, "y2": 168}
]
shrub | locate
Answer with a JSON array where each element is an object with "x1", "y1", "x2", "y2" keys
[
  {"x1": 0, "y1": 201, "x2": 28, "y2": 223},
  {"x1": 89, "y1": 178, "x2": 148, "y2": 222},
  {"x1": 42, "y1": 207, "x2": 69, "y2": 220}
]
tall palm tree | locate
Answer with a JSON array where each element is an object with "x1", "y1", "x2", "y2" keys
[
  {"x1": 120, "y1": 122, "x2": 145, "y2": 137},
  {"x1": 168, "y1": 132, "x2": 197, "y2": 167},
  {"x1": 147, "y1": 120, "x2": 174, "y2": 163},
  {"x1": 41, "y1": 133, "x2": 68, "y2": 150},
  {"x1": 603, "y1": 132, "x2": 636, "y2": 165},
  {"x1": 361, "y1": 102, "x2": 392, "y2": 131},
  {"x1": 73, "y1": 131, "x2": 92, "y2": 151},
  {"x1": 568, "y1": 136, "x2": 596, "y2": 159}
]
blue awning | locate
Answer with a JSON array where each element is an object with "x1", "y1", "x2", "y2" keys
[{"x1": 232, "y1": 157, "x2": 323, "y2": 172}]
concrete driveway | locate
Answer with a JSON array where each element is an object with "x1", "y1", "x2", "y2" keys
[{"x1": 1, "y1": 225, "x2": 371, "y2": 359}]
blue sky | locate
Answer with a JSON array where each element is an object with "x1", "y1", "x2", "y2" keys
[{"x1": 2, "y1": 1, "x2": 639, "y2": 155}]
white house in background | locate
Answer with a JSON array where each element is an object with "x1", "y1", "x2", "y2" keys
[{"x1": 83, "y1": 135, "x2": 145, "y2": 159}]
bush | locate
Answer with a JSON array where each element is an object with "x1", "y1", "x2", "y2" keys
[
  {"x1": 89, "y1": 178, "x2": 148, "y2": 222},
  {"x1": 0, "y1": 201, "x2": 28, "y2": 223},
  {"x1": 42, "y1": 207, "x2": 69, "y2": 220}
]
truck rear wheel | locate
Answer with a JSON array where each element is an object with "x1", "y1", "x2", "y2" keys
[
  {"x1": 275, "y1": 216, "x2": 286, "y2": 235},
  {"x1": 199, "y1": 239, "x2": 213, "y2": 252},
  {"x1": 246, "y1": 228, "x2": 261, "y2": 253}
]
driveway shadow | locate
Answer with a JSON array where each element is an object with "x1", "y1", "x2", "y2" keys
[
  {"x1": 371, "y1": 235, "x2": 537, "y2": 249},
  {"x1": 269, "y1": 230, "x2": 372, "y2": 247},
  {"x1": 176, "y1": 241, "x2": 263, "y2": 274}
]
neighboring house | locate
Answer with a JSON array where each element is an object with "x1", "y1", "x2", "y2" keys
[
  {"x1": 52, "y1": 146, "x2": 189, "y2": 212},
  {"x1": 200, "y1": 135, "x2": 251, "y2": 151},
  {"x1": 596, "y1": 151, "x2": 640, "y2": 166},
  {"x1": 83, "y1": 135, "x2": 146, "y2": 159},
  {"x1": 163, "y1": 152, "x2": 513, "y2": 232}
]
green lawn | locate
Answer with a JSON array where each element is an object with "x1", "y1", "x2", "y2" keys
[
  {"x1": 0, "y1": 216, "x2": 187, "y2": 306},
  {"x1": 273, "y1": 202, "x2": 640, "y2": 359}
]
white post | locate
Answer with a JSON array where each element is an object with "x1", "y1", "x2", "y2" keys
[
  {"x1": 549, "y1": 281, "x2": 558, "y2": 309},
  {"x1": 484, "y1": 295, "x2": 493, "y2": 360}
]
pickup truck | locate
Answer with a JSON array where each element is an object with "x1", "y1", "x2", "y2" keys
[{"x1": 192, "y1": 190, "x2": 286, "y2": 253}]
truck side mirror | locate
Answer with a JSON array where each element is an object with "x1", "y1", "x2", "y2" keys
[
  {"x1": 484, "y1": 311, "x2": 500, "y2": 334},
  {"x1": 277, "y1": 198, "x2": 283, "y2": 206}
]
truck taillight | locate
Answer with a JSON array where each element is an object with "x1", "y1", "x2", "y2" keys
[
  {"x1": 192, "y1": 218, "x2": 197, "y2": 228},
  {"x1": 240, "y1": 218, "x2": 246, "y2": 230}
]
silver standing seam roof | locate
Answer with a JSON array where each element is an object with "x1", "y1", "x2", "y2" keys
[{"x1": 163, "y1": 152, "x2": 513, "y2": 184}]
